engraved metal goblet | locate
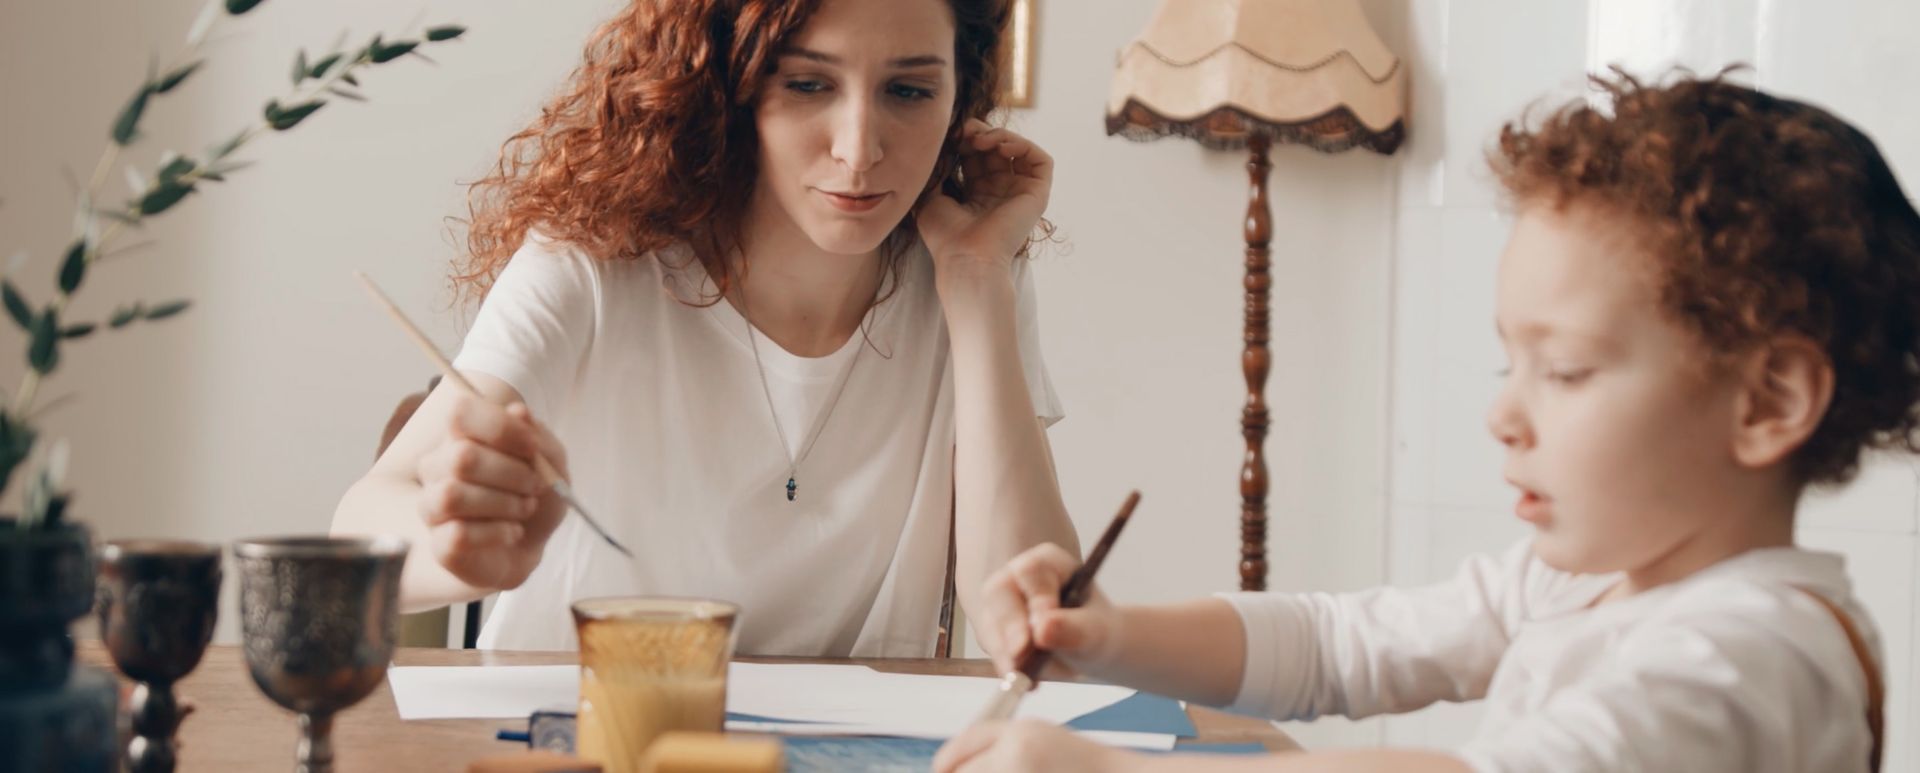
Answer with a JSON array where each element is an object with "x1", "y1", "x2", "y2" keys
[
  {"x1": 233, "y1": 536, "x2": 407, "y2": 773},
  {"x1": 95, "y1": 540, "x2": 222, "y2": 773}
]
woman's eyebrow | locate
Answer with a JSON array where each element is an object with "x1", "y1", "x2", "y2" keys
[{"x1": 781, "y1": 47, "x2": 948, "y2": 69}]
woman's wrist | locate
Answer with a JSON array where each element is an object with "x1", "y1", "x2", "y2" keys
[{"x1": 934, "y1": 257, "x2": 1016, "y2": 325}]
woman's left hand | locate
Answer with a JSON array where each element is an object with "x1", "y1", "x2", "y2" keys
[
  {"x1": 932, "y1": 720, "x2": 1136, "y2": 773},
  {"x1": 917, "y1": 119, "x2": 1053, "y2": 285}
]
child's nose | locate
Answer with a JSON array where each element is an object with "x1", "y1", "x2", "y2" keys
[{"x1": 1486, "y1": 385, "x2": 1533, "y2": 449}]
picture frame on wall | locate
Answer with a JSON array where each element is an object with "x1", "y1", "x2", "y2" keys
[{"x1": 1002, "y1": 0, "x2": 1034, "y2": 108}]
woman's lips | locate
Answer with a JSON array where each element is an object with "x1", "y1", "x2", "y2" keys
[{"x1": 819, "y1": 190, "x2": 888, "y2": 213}]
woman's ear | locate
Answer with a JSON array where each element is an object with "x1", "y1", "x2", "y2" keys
[
  {"x1": 1729, "y1": 336, "x2": 1834, "y2": 470},
  {"x1": 918, "y1": 117, "x2": 968, "y2": 208}
]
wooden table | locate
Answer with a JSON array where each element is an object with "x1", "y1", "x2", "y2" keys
[{"x1": 77, "y1": 642, "x2": 1297, "y2": 770}]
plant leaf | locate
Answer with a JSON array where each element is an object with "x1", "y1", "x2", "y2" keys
[
  {"x1": 61, "y1": 323, "x2": 95, "y2": 339},
  {"x1": 110, "y1": 304, "x2": 143, "y2": 328},
  {"x1": 224, "y1": 0, "x2": 265, "y2": 15},
  {"x1": 370, "y1": 40, "x2": 418, "y2": 64},
  {"x1": 325, "y1": 86, "x2": 366, "y2": 102},
  {"x1": 185, "y1": 0, "x2": 220, "y2": 47},
  {"x1": 1, "y1": 282, "x2": 31, "y2": 330},
  {"x1": 340, "y1": 72, "x2": 359, "y2": 87},
  {"x1": 309, "y1": 53, "x2": 342, "y2": 79},
  {"x1": 293, "y1": 48, "x2": 309, "y2": 85},
  {"x1": 265, "y1": 99, "x2": 325, "y2": 131},
  {"x1": 137, "y1": 181, "x2": 194, "y2": 216},
  {"x1": 111, "y1": 86, "x2": 151, "y2": 145},
  {"x1": 154, "y1": 60, "x2": 202, "y2": 94},
  {"x1": 158, "y1": 155, "x2": 195, "y2": 184},
  {"x1": 209, "y1": 128, "x2": 248, "y2": 160},
  {"x1": 124, "y1": 165, "x2": 149, "y2": 198},
  {"x1": 204, "y1": 159, "x2": 254, "y2": 176},
  {"x1": 425, "y1": 25, "x2": 465, "y2": 42},
  {"x1": 28, "y1": 310, "x2": 58, "y2": 374},
  {"x1": 144, "y1": 300, "x2": 191, "y2": 320},
  {"x1": 57, "y1": 240, "x2": 86, "y2": 295}
]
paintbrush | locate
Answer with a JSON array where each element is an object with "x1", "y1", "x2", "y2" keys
[
  {"x1": 353, "y1": 271, "x2": 633, "y2": 558},
  {"x1": 970, "y1": 490, "x2": 1141, "y2": 725}
]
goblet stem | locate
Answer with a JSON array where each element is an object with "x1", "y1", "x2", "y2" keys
[
  {"x1": 127, "y1": 680, "x2": 180, "y2": 773},
  {"x1": 296, "y1": 712, "x2": 335, "y2": 773}
]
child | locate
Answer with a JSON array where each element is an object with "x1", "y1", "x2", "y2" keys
[{"x1": 935, "y1": 68, "x2": 1919, "y2": 773}]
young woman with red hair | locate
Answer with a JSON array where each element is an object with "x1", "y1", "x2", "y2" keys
[{"x1": 331, "y1": 0, "x2": 1077, "y2": 657}]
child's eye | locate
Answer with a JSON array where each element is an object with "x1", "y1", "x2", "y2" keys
[
  {"x1": 1545, "y1": 367, "x2": 1592, "y2": 385},
  {"x1": 784, "y1": 78, "x2": 829, "y2": 96},
  {"x1": 887, "y1": 83, "x2": 936, "y2": 102}
]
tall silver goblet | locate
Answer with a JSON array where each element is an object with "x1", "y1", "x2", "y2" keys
[
  {"x1": 232, "y1": 536, "x2": 407, "y2": 773},
  {"x1": 96, "y1": 540, "x2": 222, "y2": 773}
]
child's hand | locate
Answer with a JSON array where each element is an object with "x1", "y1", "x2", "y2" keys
[
  {"x1": 977, "y1": 543, "x2": 1122, "y2": 680},
  {"x1": 933, "y1": 720, "x2": 1134, "y2": 773}
]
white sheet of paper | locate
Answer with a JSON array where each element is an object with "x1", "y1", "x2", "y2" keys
[
  {"x1": 386, "y1": 662, "x2": 1165, "y2": 748},
  {"x1": 722, "y1": 719, "x2": 1176, "y2": 751},
  {"x1": 388, "y1": 664, "x2": 579, "y2": 720},
  {"x1": 725, "y1": 662, "x2": 1137, "y2": 731}
]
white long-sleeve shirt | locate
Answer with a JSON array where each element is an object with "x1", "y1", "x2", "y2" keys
[{"x1": 1222, "y1": 539, "x2": 1881, "y2": 772}]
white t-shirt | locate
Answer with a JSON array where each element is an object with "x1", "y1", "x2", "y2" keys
[
  {"x1": 450, "y1": 233, "x2": 1063, "y2": 656},
  {"x1": 1223, "y1": 539, "x2": 1882, "y2": 772}
]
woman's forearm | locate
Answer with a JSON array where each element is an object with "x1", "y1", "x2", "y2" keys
[
  {"x1": 331, "y1": 471, "x2": 491, "y2": 613},
  {"x1": 941, "y1": 268, "x2": 1081, "y2": 649}
]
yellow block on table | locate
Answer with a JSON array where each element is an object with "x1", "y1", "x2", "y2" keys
[{"x1": 640, "y1": 733, "x2": 783, "y2": 773}]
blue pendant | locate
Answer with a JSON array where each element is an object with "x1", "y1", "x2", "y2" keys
[{"x1": 786, "y1": 477, "x2": 797, "y2": 502}]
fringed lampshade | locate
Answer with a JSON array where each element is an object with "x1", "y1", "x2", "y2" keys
[{"x1": 1105, "y1": 0, "x2": 1406, "y2": 591}]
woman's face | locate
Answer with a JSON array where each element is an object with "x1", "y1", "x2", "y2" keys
[{"x1": 750, "y1": 0, "x2": 959, "y2": 256}]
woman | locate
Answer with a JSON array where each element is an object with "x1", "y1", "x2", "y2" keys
[{"x1": 330, "y1": 0, "x2": 1078, "y2": 657}]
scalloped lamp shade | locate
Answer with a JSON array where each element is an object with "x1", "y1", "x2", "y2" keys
[{"x1": 1106, "y1": 0, "x2": 1406, "y2": 154}]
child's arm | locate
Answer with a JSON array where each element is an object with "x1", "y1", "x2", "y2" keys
[
  {"x1": 981, "y1": 541, "x2": 1535, "y2": 720},
  {"x1": 973, "y1": 543, "x2": 1245, "y2": 705},
  {"x1": 933, "y1": 720, "x2": 1474, "y2": 773}
]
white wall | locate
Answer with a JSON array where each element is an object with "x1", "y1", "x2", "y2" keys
[
  {"x1": 0, "y1": 2, "x2": 1396, "y2": 753},
  {"x1": 1385, "y1": 1, "x2": 1920, "y2": 768}
]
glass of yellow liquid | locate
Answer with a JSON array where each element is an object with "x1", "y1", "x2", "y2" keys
[{"x1": 571, "y1": 597, "x2": 740, "y2": 773}]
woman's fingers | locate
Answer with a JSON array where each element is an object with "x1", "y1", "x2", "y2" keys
[
  {"x1": 505, "y1": 402, "x2": 569, "y2": 476},
  {"x1": 418, "y1": 478, "x2": 540, "y2": 526},
  {"x1": 423, "y1": 438, "x2": 542, "y2": 495}
]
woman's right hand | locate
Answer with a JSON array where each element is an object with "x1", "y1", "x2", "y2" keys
[
  {"x1": 982, "y1": 543, "x2": 1123, "y2": 681},
  {"x1": 414, "y1": 395, "x2": 569, "y2": 591}
]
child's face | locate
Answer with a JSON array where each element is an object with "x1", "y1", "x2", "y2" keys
[{"x1": 1489, "y1": 205, "x2": 1748, "y2": 574}]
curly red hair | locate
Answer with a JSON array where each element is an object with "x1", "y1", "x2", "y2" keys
[
  {"x1": 457, "y1": 0, "x2": 1014, "y2": 306},
  {"x1": 1490, "y1": 66, "x2": 1920, "y2": 484}
]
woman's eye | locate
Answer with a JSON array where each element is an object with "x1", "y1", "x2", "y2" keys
[
  {"x1": 888, "y1": 83, "x2": 936, "y2": 101},
  {"x1": 784, "y1": 79, "x2": 829, "y2": 95}
]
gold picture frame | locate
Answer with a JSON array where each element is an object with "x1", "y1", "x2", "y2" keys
[{"x1": 1001, "y1": 0, "x2": 1034, "y2": 108}]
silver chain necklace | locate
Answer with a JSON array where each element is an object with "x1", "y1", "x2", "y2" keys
[{"x1": 739, "y1": 287, "x2": 871, "y2": 502}]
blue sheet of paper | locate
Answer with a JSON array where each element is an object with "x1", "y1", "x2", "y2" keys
[
  {"x1": 783, "y1": 736, "x2": 1265, "y2": 772},
  {"x1": 1063, "y1": 690, "x2": 1197, "y2": 737}
]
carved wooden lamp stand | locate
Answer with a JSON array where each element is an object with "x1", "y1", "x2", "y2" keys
[{"x1": 1105, "y1": 0, "x2": 1406, "y2": 590}]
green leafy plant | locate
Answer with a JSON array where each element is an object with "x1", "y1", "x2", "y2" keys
[{"x1": 4, "y1": 0, "x2": 465, "y2": 527}]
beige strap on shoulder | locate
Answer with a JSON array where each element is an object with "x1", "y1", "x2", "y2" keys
[{"x1": 1796, "y1": 588, "x2": 1884, "y2": 773}]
